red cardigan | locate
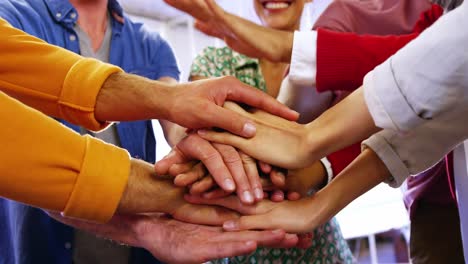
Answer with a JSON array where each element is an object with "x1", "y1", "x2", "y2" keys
[{"x1": 315, "y1": 4, "x2": 444, "y2": 175}]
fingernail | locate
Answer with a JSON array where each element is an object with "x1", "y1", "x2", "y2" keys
[
  {"x1": 224, "y1": 220, "x2": 239, "y2": 230},
  {"x1": 242, "y1": 191, "x2": 254, "y2": 203},
  {"x1": 245, "y1": 241, "x2": 256, "y2": 247},
  {"x1": 197, "y1": 129, "x2": 207, "y2": 136},
  {"x1": 254, "y1": 188, "x2": 263, "y2": 200},
  {"x1": 242, "y1": 122, "x2": 256, "y2": 137},
  {"x1": 224, "y1": 179, "x2": 235, "y2": 191},
  {"x1": 272, "y1": 229, "x2": 282, "y2": 234}
]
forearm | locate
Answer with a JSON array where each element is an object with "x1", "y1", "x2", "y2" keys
[
  {"x1": 306, "y1": 148, "x2": 390, "y2": 228},
  {"x1": 117, "y1": 159, "x2": 185, "y2": 215},
  {"x1": 95, "y1": 72, "x2": 173, "y2": 123},
  {"x1": 304, "y1": 88, "x2": 380, "y2": 161}
]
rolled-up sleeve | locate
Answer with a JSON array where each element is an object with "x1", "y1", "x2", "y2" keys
[
  {"x1": 0, "y1": 18, "x2": 123, "y2": 131},
  {"x1": 363, "y1": 1, "x2": 468, "y2": 133},
  {"x1": 363, "y1": 106, "x2": 468, "y2": 187},
  {"x1": 0, "y1": 19, "x2": 130, "y2": 222},
  {"x1": 0, "y1": 92, "x2": 130, "y2": 222}
]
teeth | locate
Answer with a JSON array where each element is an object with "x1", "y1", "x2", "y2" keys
[{"x1": 265, "y1": 2, "x2": 290, "y2": 9}]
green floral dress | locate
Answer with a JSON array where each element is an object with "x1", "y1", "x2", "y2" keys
[{"x1": 190, "y1": 47, "x2": 355, "y2": 264}]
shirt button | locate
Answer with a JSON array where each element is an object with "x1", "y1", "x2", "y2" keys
[
  {"x1": 64, "y1": 242, "x2": 72, "y2": 249},
  {"x1": 56, "y1": 13, "x2": 62, "y2": 18},
  {"x1": 70, "y1": 12, "x2": 77, "y2": 19},
  {"x1": 69, "y1": 35, "x2": 76, "y2": 41}
]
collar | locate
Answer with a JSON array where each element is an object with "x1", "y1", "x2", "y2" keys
[{"x1": 44, "y1": 0, "x2": 124, "y2": 28}]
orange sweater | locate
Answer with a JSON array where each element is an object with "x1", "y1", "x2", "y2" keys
[{"x1": 0, "y1": 18, "x2": 130, "y2": 222}]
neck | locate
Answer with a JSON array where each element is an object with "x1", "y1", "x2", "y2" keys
[{"x1": 70, "y1": 0, "x2": 109, "y2": 51}]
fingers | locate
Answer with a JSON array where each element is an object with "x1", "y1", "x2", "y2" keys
[
  {"x1": 297, "y1": 233, "x2": 314, "y2": 249},
  {"x1": 287, "y1": 192, "x2": 301, "y2": 201},
  {"x1": 202, "y1": 188, "x2": 231, "y2": 199},
  {"x1": 213, "y1": 143, "x2": 253, "y2": 204},
  {"x1": 197, "y1": 240, "x2": 257, "y2": 263},
  {"x1": 239, "y1": 151, "x2": 263, "y2": 201},
  {"x1": 259, "y1": 161, "x2": 272, "y2": 174},
  {"x1": 221, "y1": 78, "x2": 299, "y2": 122},
  {"x1": 154, "y1": 150, "x2": 188, "y2": 176},
  {"x1": 185, "y1": 194, "x2": 257, "y2": 215},
  {"x1": 173, "y1": 163, "x2": 207, "y2": 187},
  {"x1": 168, "y1": 161, "x2": 198, "y2": 176},
  {"x1": 190, "y1": 176, "x2": 215, "y2": 194},
  {"x1": 197, "y1": 129, "x2": 245, "y2": 149},
  {"x1": 270, "y1": 169, "x2": 286, "y2": 188},
  {"x1": 175, "y1": 134, "x2": 236, "y2": 192},
  {"x1": 270, "y1": 190, "x2": 285, "y2": 202},
  {"x1": 205, "y1": 105, "x2": 258, "y2": 138},
  {"x1": 223, "y1": 214, "x2": 275, "y2": 232},
  {"x1": 173, "y1": 204, "x2": 239, "y2": 226}
]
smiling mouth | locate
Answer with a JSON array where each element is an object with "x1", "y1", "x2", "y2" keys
[{"x1": 262, "y1": 1, "x2": 292, "y2": 10}]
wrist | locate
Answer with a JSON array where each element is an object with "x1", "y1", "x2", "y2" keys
[
  {"x1": 303, "y1": 122, "x2": 324, "y2": 163},
  {"x1": 117, "y1": 159, "x2": 184, "y2": 215}
]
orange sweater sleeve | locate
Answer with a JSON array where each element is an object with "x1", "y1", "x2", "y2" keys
[
  {"x1": 0, "y1": 18, "x2": 122, "y2": 130},
  {"x1": 0, "y1": 19, "x2": 130, "y2": 222}
]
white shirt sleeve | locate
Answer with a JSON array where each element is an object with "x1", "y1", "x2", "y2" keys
[
  {"x1": 363, "y1": 1, "x2": 468, "y2": 133},
  {"x1": 289, "y1": 31, "x2": 318, "y2": 86},
  {"x1": 363, "y1": 104, "x2": 468, "y2": 187}
]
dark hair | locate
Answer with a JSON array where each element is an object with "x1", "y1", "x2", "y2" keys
[{"x1": 432, "y1": 0, "x2": 464, "y2": 11}]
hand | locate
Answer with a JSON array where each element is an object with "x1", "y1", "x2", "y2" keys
[
  {"x1": 166, "y1": 0, "x2": 294, "y2": 62},
  {"x1": 117, "y1": 159, "x2": 239, "y2": 225},
  {"x1": 48, "y1": 213, "x2": 298, "y2": 264},
  {"x1": 261, "y1": 162, "x2": 328, "y2": 196},
  {"x1": 168, "y1": 76, "x2": 298, "y2": 138},
  {"x1": 97, "y1": 74, "x2": 298, "y2": 139},
  {"x1": 197, "y1": 102, "x2": 313, "y2": 170},
  {"x1": 185, "y1": 194, "x2": 331, "y2": 234},
  {"x1": 260, "y1": 190, "x2": 314, "y2": 249},
  {"x1": 155, "y1": 135, "x2": 264, "y2": 204}
]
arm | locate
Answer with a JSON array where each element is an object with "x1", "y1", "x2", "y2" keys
[
  {"x1": 0, "y1": 19, "x2": 297, "y2": 136},
  {"x1": 196, "y1": 96, "x2": 379, "y2": 170},
  {"x1": 48, "y1": 213, "x2": 298, "y2": 264},
  {"x1": 185, "y1": 148, "x2": 390, "y2": 233},
  {"x1": 0, "y1": 95, "x2": 238, "y2": 223}
]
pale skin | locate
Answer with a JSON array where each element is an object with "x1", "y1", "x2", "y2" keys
[
  {"x1": 185, "y1": 147, "x2": 390, "y2": 234},
  {"x1": 157, "y1": 0, "x2": 327, "y2": 202}
]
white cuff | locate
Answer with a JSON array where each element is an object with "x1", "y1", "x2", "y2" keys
[
  {"x1": 289, "y1": 30, "x2": 318, "y2": 86},
  {"x1": 362, "y1": 133, "x2": 411, "y2": 188},
  {"x1": 320, "y1": 157, "x2": 334, "y2": 185}
]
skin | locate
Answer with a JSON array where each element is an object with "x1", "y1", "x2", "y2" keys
[
  {"x1": 48, "y1": 212, "x2": 299, "y2": 264},
  {"x1": 4, "y1": 0, "x2": 301, "y2": 260},
  {"x1": 196, "y1": 91, "x2": 379, "y2": 170},
  {"x1": 185, "y1": 148, "x2": 390, "y2": 234},
  {"x1": 164, "y1": 0, "x2": 295, "y2": 62},
  {"x1": 161, "y1": 0, "x2": 325, "y2": 202}
]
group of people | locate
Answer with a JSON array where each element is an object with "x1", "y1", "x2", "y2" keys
[{"x1": 1, "y1": 0, "x2": 467, "y2": 263}]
